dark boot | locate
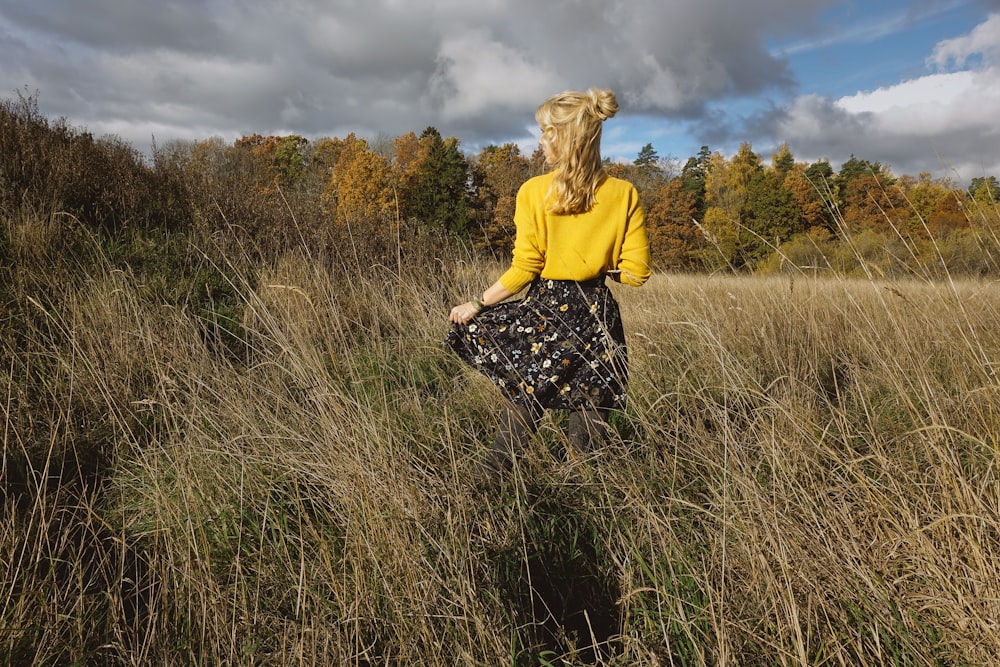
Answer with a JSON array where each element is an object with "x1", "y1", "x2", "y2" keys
[
  {"x1": 475, "y1": 403, "x2": 540, "y2": 487},
  {"x1": 566, "y1": 407, "x2": 611, "y2": 457}
]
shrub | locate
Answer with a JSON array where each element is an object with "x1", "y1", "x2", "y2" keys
[{"x1": 0, "y1": 91, "x2": 191, "y2": 235}]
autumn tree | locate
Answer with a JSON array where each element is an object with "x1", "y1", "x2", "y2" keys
[
  {"x1": 273, "y1": 135, "x2": 308, "y2": 187},
  {"x1": 839, "y1": 171, "x2": 907, "y2": 236},
  {"x1": 835, "y1": 155, "x2": 887, "y2": 210},
  {"x1": 784, "y1": 165, "x2": 832, "y2": 234},
  {"x1": 297, "y1": 137, "x2": 343, "y2": 201},
  {"x1": 967, "y1": 176, "x2": 1000, "y2": 235},
  {"x1": 321, "y1": 134, "x2": 368, "y2": 213},
  {"x1": 695, "y1": 205, "x2": 740, "y2": 271},
  {"x1": 924, "y1": 191, "x2": 968, "y2": 244},
  {"x1": 529, "y1": 145, "x2": 548, "y2": 175},
  {"x1": 688, "y1": 144, "x2": 808, "y2": 269},
  {"x1": 728, "y1": 143, "x2": 763, "y2": 209},
  {"x1": 705, "y1": 143, "x2": 761, "y2": 225},
  {"x1": 697, "y1": 144, "x2": 763, "y2": 268},
  {"x1": 393, "y1": 132, "x2": 421, "y2": 187},
  {"x1": 604, "y1": 161, "x2": 635, "y2": 182},
  {"x1": 893, "y1": 173, "x2": 966, "y2": 238},
  {"x1": 166, "y1": 134, "x2": 303, "y2": 250},
  {"x1": 334, "y1": 145, "x2": 396, "y2": 226},
  {"x1": 471, "y1": 143, "x2": 531, "y2": 253},
  {"x1": 232, "y1": 133, "x2": 285, "y2": 194},
  {"x1": 184, "y1": 137, "x2": 228, "y2": 191},
  {"x1": 645, "y1": 178, "x2": 701, "y2": 270}
]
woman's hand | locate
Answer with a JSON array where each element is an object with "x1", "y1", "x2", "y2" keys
[
  {"x1": 449, "y1": 281, "x2": 516, "y2": 325},
  {"x1": 449, "y1": 300, "x2": 482, "y2": 325}
]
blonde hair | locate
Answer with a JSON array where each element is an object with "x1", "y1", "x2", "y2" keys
[{"x1": 536, "y1": 88, "x2": 619, "y2": 215}]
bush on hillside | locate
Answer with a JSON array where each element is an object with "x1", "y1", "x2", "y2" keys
[{"x1": 0, "y1": 91, "x2": 191, "y2": 234}]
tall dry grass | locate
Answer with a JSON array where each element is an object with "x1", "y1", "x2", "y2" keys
[
  {"x1": 2, "y1": 206, "x2": 1000, "y2": 665},
  {"x1": 618, "y1": 271, "x2": 1000, "y2": 665}
]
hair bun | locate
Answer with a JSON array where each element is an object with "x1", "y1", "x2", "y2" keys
[{"x1": 588, "y1": 88, "x2": 619, "y2": 121}]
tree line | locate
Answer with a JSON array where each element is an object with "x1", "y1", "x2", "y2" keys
[
  {"x1": 3, "y1": 91, "x2": 998, "y2": 276},
  {"x1": 627, "y1": 142, "x2": 1000, "y2": 276}
]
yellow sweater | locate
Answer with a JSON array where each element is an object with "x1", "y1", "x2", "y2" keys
[{"x1": 499, "y1": 172, "x2": 651, "y2": 293}]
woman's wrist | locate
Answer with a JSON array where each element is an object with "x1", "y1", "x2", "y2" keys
[{"x1": 471, "y1": 296, "x2": 485, "y2": 311}]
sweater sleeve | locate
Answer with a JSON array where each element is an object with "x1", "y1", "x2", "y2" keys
[
  {"x1": 498, "y1": 181, "x2": 545, "y2": 293},
  {"x1": 613, "y1": 187, "x2": 651, "y2": 287}
]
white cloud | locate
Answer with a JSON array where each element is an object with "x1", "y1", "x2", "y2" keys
[
  {"x1": 768, "y1": 12, "x2": 1000, "y2": 179},
  {"x1": 836, "y1": 71, "x2": 975, "y2": 117},
  {"x1": 929, "y1": 11, "x2": 1000, "y2": 68}
]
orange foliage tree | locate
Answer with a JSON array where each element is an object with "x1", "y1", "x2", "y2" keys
[
  {"x1": 334, "y1": 145, "x2": 397, "y2": 226},
  {"x1": 783, "y1": 166, "x2": 831, "y2": 234},
  {"x1": 645, "y1": 178, "x2": 702, "y2": 270},
  {"x1": 321, "y1": 134, "x2": 368, "y2": 213},
  {"x1": 471, "y1": 143, "x2": 531, "y2": 253}
]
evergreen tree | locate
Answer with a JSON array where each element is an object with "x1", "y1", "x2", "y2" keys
[
  {"x1": 634, "y1": 143, "x2": 659, "y2": 170},
  {"x1": 804, "y1": 159, "x2": 834, "y2": 184},
  {"x1": 969, "y1": 176, "x2": 999, "y2": 202},
  {"x1": 680, "y1": 145, "x2": 711, "y2": 219},
  {"x1": 771, "y1": 142, "x2": 794, "y2": 176},
  {"x1": 631, "y1": 143, "x2": 666, "y2": 192},
  {"x1": 835, "y1": 154, "x2": 886, "y2": 192},
  {"x1": 405, "y1": 127, "x2": 470, "y2": 235},
  {"x1": 742, "y1": 169, "x2": 803, "y2": 266},
  {"x1": 804, "y1": 159, "x2": 836, "y2": 210}
]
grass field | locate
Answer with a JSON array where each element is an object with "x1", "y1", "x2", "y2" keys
[{"x1": 2, "y1": 213, "x2": 1000, "y2": 665}]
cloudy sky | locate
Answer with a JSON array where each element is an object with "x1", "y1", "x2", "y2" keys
[{"x1": 2, "y1": 0, "x2": 999, "y2": 184}]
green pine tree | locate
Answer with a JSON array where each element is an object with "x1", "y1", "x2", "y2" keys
[{"x1": 407, "y1": 127, "x2": 471, "y2": 235}]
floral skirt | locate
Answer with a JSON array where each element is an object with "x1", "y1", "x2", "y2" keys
[{"x1": 446, "y1": 277, "x2": 629, "y2": 410}]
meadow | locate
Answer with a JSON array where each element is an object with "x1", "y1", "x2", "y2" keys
[{"x1": 2, "y1": 204, "x2": 999, "y2": 665}]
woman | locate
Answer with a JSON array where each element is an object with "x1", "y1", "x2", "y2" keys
[{"x1": 447, "y1": 88, "x2": 650, "y2": 482}]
